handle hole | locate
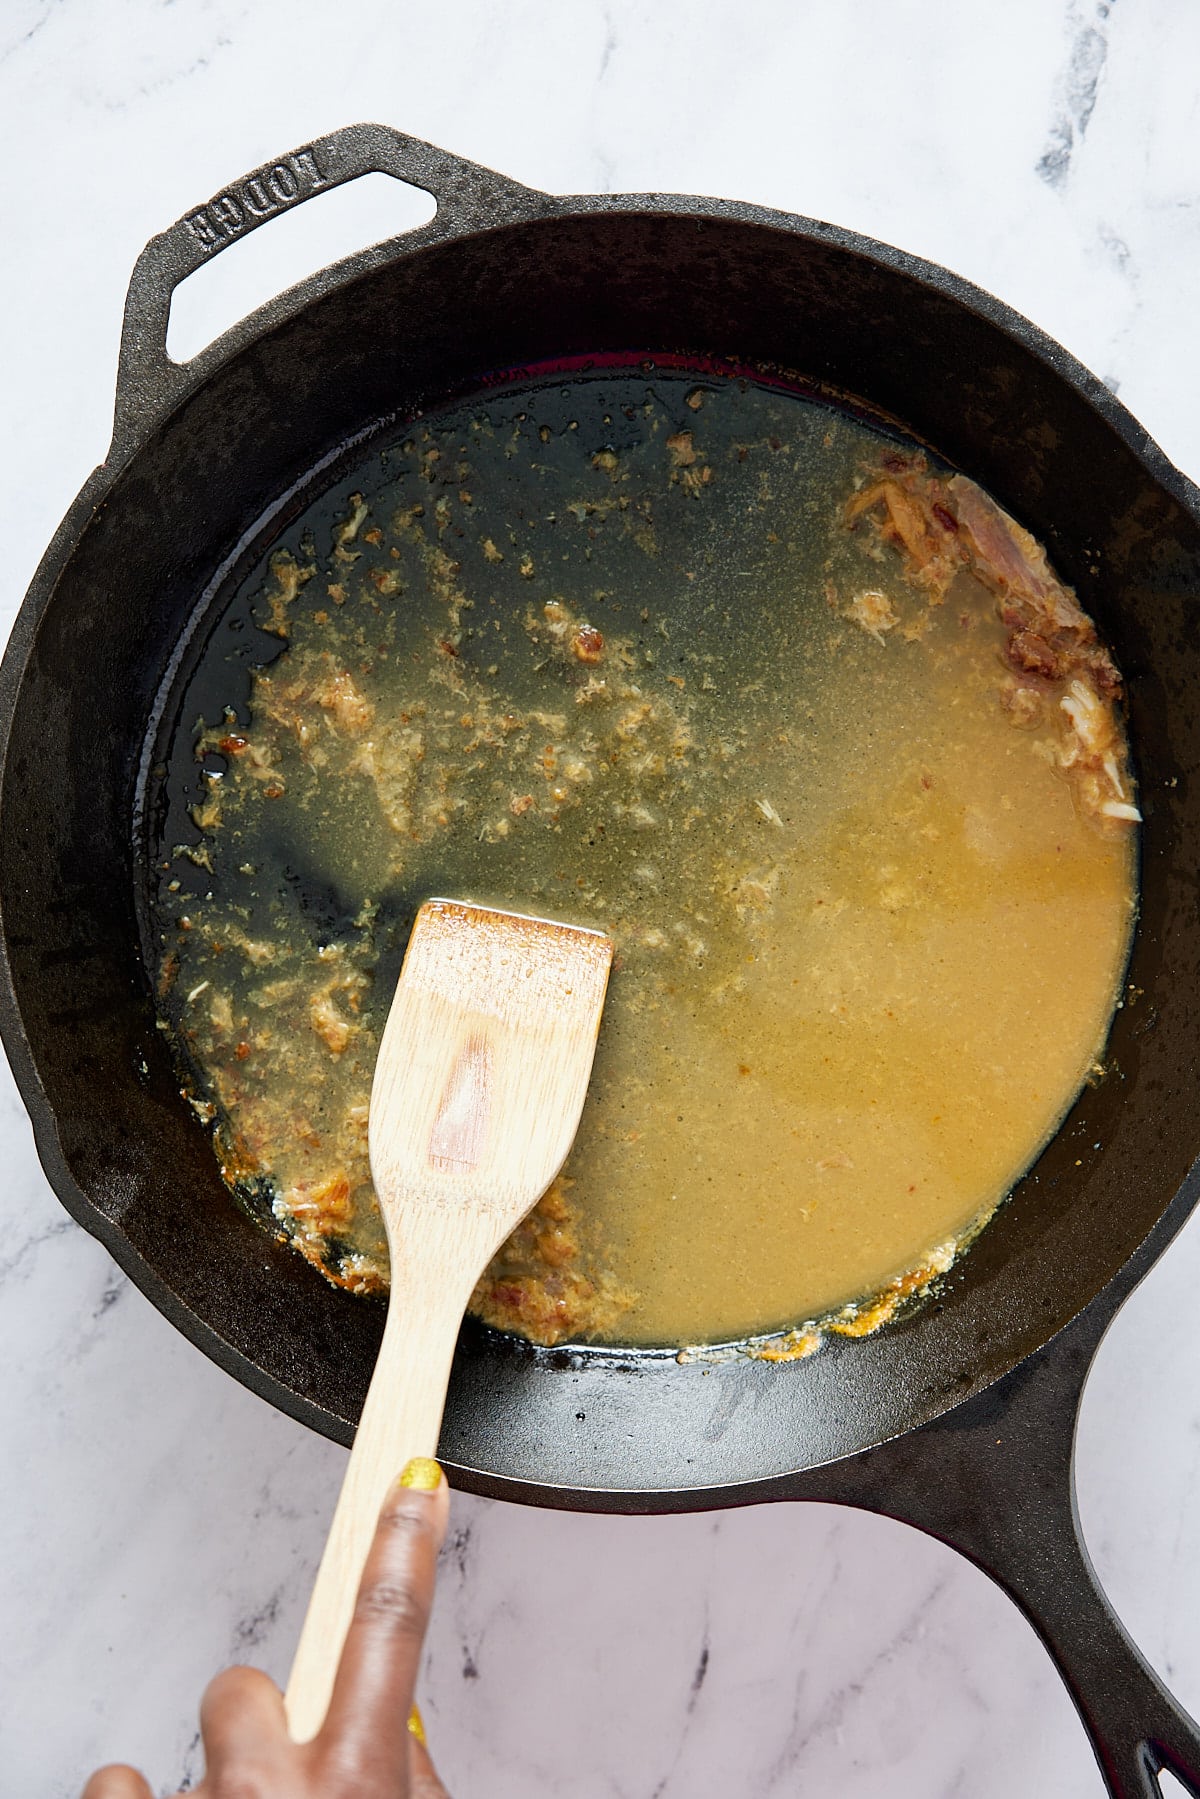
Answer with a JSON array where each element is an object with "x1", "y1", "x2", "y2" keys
[{"x1": 165, "y1": 172, "x2": 436, "y2": 364}]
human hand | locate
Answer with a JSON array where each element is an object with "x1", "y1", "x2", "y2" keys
[{"x1": 82, "y1": 1456, "x2": 451, "y2": 1798}]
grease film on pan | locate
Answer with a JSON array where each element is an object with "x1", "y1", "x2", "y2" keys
[{"x1": 148, "y1": 362, "x2": 1138, "y2": 1358}]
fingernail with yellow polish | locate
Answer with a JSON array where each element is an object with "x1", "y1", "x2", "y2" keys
[
  {"x1": 397, "y1": 1456, "x2": 442, "y2": 1492},
  {"x1": 408, "y1": 1703, "x2": 427, "y2": 1745}
]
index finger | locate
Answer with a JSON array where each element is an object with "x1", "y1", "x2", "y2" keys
[
  {"x1": 81, "y1": 1767, "x2": 154, "y2": 1799},
  {"x1": 318, "y1": 1458, "x2": 449, "y2": 1784}
]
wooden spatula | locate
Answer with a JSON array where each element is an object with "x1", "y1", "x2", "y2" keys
[{"x1": 284, "y1": 897, "x2": 613, "y2": 1742}]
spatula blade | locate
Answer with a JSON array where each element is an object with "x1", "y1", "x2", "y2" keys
[{"x1": 369, "y1": 898, "x2": 613, "y2": 1252}]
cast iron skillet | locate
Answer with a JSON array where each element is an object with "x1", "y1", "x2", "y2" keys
[{"x1": 3, "y1": 124, "x2": 1199, "y2": 1797}]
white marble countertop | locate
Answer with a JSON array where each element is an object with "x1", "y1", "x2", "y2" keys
[{"x1": 4, "y1": 3, "x2": 1200, "y2": 1794}]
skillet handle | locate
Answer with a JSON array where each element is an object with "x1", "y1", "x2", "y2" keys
[
  {"x1": 805, "y1": 1317, "x2": 1200, "y2": 1797},
  {"x1": 111, "y1": 122, "x2": 544, "y2": 458}
]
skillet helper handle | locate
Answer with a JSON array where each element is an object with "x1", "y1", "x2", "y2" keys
[
  {"x1": 818, "y1": 1325, "x2": 1200, "y2": 1798},
  {"x1": 112, "y1": 122, "x2": 541, "y2": 457},
  {"x1": 283, "y1": 1261, "x2": 470, "y2": 1745}
]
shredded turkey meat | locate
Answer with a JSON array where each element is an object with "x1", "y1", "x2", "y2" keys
[{"x1": 846, "y1": 457, "x2": 1139, "y2": 826}]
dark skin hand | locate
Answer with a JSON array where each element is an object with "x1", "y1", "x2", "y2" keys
[{"x1": 81, "y1": 1461, "x2": 452, "y2": 1799}]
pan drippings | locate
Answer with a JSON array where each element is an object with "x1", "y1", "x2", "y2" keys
[{"x1": 150, "y1": 369, "x2": 1137, "y2": 1351}]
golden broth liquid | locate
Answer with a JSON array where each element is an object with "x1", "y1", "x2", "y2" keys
[{"x1": 152, "y1": 369, "x2": 1136, "y2": 1350}]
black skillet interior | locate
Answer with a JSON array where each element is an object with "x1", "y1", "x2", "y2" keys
[{"x1": 3, "y1": 130, "x2": 1200, "y2": 1516}]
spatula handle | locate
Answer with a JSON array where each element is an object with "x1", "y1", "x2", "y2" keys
[{"x1": 284, "y1": 1277, "x2": 468, "y2": 1743}]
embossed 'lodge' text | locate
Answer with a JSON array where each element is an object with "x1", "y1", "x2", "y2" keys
[{"x1": 184, "y1": 147, "x2": 325, "y2": 252}]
